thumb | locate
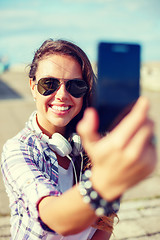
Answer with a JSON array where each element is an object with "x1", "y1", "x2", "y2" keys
[{"x1": 76, "y1": 108, "x2": 101, "y2": 155}]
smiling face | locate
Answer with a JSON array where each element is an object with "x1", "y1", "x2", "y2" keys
[{"x1": 30, "y1": 54, "x2": 83, "y2": 137}]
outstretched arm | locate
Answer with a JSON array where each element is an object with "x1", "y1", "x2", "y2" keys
[{"x1": 38, "y1": 97, "x2": 157, "y2": 236}]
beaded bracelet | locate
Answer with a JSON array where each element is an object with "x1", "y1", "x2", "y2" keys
[{"x1": 78, "y1": 169, "x2": 120, "y2": 217}]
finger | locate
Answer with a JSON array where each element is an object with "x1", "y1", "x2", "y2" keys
[
  {"x1": 123, "y1": 145, "x2": 157, "y2": 190},
  {"x1": 125, "y1": 118, "x2": 157, "y2": 178},
  {"x1": 122, "y1": 118, "x2": 157, "y2": 181},
  {"x1": 124, "y1": 119, "x2": 155, "y2": 161},
  {"x1": 110, "y1": 96, "x2": 150, "y2": 148}
]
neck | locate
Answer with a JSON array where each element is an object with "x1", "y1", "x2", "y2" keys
[
  {"x1": 36, "y1": 115, "x2": 66, "y2": 138},
  {"x1": 57, "y1": 154, "x2": 71, "y2": 169}
]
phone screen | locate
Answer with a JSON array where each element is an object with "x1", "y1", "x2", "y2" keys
[{"x1": 94, "y1": 42, "x2": 141, "y2": 133}]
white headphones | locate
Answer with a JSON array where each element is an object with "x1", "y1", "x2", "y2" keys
[
  {"x1": 48, "y1": 132, "x2": 83, "y2": 184},
  {"x1": 32, "y1": 112, "x2": 83, "y2": 182},
  {"x1": 49, "y1": 133, "x2": 72, "y2": 157},
  {"x1": 49, "y1": 132, "x2": 83, "y2": 157}
]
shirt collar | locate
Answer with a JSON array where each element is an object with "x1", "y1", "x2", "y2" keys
[{"x1": 28, "y1": 111, "x2": 50, "y2": 144}]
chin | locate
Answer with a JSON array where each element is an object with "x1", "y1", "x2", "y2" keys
[{"x1": 53, "y1": 120, "x2": 70, "y2": 129}]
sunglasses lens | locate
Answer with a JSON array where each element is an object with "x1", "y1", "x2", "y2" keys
[
  {"x1": 37, "y1": 78, "x2": 59, "y2": 96},
  {"x1": 37, "y1": 78, "x2": 88, "y2": 98},
  {"x1": 66, "y1": 79, "x2": 88, "y2": 98}
]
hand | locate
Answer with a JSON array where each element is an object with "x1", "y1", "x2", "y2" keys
[{"x1": 77, "y1": 97, "x2": 157, "y2": 201}]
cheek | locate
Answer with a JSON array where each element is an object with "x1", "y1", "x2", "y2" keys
[
  {"x1": 74, "y1": 98, "x2": 83, "y2": 114},
  {"x1": 36, "y1": 94, "x2": 49, "y2": 109}
]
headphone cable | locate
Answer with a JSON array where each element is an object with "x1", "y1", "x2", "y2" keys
[{"x1": 66, "y1": 155, "x2": 78, "y2": 185}]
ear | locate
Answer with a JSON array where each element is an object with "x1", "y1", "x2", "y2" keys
[{"x1": 29, "y1": 78, "x2": 37, "y2": 99}]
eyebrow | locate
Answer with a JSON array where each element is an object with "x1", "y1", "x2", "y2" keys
[{"x1": 38, "y1": 76, "x2": 84, "y2": 81}]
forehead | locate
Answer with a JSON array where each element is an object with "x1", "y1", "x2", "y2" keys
[{"x1": 36, "y1": 54, "x2": 82, "y2": 79}]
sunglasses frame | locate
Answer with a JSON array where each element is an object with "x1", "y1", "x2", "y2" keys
[{"x1": 35, "y1": 77, "x2": 88, "y2": 98}]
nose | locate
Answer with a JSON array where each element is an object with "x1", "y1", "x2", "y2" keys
[{"x1": 55, "y1": 82, "x2": 69, "y2": 100}]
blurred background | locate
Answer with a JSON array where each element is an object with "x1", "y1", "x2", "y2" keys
[
  {"x1": 0, "y1": 0, "x2": 160, "y2": 67},
  {"x1": 0, "y1": 0, "x2": 160, "y2": 239}
]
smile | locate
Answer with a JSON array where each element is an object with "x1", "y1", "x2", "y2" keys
[{"x1": 49, "y1": 105, "x2": 71, "y2": 112}]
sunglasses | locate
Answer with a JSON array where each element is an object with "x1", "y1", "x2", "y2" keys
[{"x1": 35, "y1": 77, "x2": 88, "y2": 98}]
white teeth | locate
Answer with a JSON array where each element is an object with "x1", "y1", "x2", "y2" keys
[{"x1": 52, "y1": 106, "x2": 69, "y2": 111}]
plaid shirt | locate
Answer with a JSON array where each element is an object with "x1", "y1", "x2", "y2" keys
[
  {"x1": 1, "y1": 112, "x2": 96, "y2": 240},
  {"x1": 1, "y1": 111, "x2": 62, "y2": 239}
]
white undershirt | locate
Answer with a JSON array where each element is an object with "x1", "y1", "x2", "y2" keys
[
  {"x1": 58, "y1": 163, "x2": 74, "y2": 193},
  {"x1": 46, "y1": 163, "x2": 96, "y2": 240}
]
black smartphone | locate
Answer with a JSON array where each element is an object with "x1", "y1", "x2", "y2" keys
[{"x1": 94, "y1": 41, "x2": 141, "y2": 133}]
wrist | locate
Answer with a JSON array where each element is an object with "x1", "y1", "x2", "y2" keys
[
  {"x1": 78, "y1": 170, "x2": 120, "y2": 217},
  {"x1": 91, "y1": 167, "x2": 122, "y2": 201}
]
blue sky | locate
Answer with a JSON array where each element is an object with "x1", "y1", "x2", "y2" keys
[{"x1": 0, "y1": 0, "x2": 160, "y2": 65}]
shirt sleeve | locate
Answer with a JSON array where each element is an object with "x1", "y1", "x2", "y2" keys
[{"x1": 1, "y1": 138, "x2": 61, "y2": 232}]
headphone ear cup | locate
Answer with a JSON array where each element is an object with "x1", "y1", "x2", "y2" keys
[
  {"x1": 49, "y1": 133, "x2": 72, "y2": 157},
  {"x1": 70, "y1": 133, "x2": 83, "y2": 156}
]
